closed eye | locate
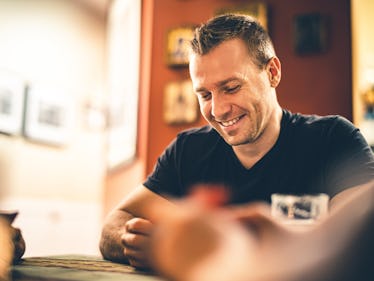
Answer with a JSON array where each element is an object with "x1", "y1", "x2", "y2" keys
[
  {"x1": 197, "y1": 92, "x2": 211, "y2": 101},
  {"x1": 223, "y1": 84, "x2": 241, "y2": 94}
]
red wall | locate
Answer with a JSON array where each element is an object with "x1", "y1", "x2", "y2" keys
[{"x1": 144, "y1": 0, "x2": 352, "y2": 175}]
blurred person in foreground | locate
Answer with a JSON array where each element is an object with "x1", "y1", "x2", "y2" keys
[
  {"x1": 0, "y1": 211, "x2": 25, "y2": 281},
  {"x1": 99, "y1": 14, "x2": 374, "y2": 269},
  {"x1": 148, "y1": 180, "x2": 374, "y2": 281}
]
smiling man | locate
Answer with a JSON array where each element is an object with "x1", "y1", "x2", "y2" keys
[
  {"x1": 189, "y1": 35, "x2": 282, "y2": 168},
  {"x1": 99, "y1": 14, "x2": 374, "y2": 270}
]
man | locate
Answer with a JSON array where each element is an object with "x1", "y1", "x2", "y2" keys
[{"x1": 99, "y1": 14, "x2": 374, "y2": 269}]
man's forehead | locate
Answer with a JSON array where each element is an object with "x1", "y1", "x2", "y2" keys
[
  {"x1": 191, "y1": 71, "x2": 247, "y2": 93},
  {"x1": 189, "y1": 51, "x2": 253, "y2": 90}
]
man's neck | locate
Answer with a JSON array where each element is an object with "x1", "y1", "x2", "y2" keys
[{"x1": 232, "y1": 106, "x2": 283, "y2": 169}]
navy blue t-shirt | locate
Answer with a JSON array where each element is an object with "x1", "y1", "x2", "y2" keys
[{"x1": 144, "y1": 110, "x2": 374, "y2": 204}]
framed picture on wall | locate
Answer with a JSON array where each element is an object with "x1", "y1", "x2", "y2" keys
[
  {"x1": 0, "y1": 71, "x2": 26, "y2": 135},
  {"x1": 163, "y1": 79, "x2": 199, "y2": 125},
  {"x1": 23, "y1": 85, "x2": 73, "y2": 146},
  {"x1": 293, "y1": 13, "x2": 329, "y2": 55},
  {"x1": 216, "y1": 2, "x2": 268, "y2": 30},
  {"x1": 166, "y1": 26, "x2": 195, "y2": 67}
]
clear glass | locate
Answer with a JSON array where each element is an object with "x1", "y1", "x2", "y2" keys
[{"x1": 271, "y1": 193, "x2": 329, "y2": 227}]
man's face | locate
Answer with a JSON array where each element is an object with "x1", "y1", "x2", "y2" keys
[{"x1": 189, "y1": 38, "x2": 280, "y2": 146}]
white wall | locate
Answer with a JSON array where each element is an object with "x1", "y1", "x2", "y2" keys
[{"x1": 0, "y1": 0, "x2": 107, "y2": 256}]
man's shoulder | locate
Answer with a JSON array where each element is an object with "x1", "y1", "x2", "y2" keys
[{"x1": 284, "y1": 109, "x2": 354, "y2": 132}]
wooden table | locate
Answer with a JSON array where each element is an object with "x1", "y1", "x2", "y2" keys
[{"x1": 11, "y1": 255, "x2": 165, "y2": 281}]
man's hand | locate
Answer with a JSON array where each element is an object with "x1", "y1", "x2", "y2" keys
[
  {"x1": 100, "y1": 185, "x2": 176, "y2": 268},
  {"x1": 10, "y1": 226, "x2": 26, "y2": 263},
  {"x1": 0, "y1": 211, "x2": 25, "y2": 264},
  {"x1": 122, "y1": 217, "x2": 153, "y2": 269}
]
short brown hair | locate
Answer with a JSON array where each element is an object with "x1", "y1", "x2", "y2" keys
[{"x1": 191, "y1": 14, "x2": 275, "y2": 69}]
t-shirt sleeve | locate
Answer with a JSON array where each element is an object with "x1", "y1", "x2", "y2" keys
[
  {"x1": 143, "y1": 135, "x2": 182, "y2": 198},
  {"x1": 324, "y1": 116, "x2": 374, "y2": 196}
]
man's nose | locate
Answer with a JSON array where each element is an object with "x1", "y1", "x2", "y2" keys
[{"x1": 211, "y1": 94, "x2": 231, "y2": 120}]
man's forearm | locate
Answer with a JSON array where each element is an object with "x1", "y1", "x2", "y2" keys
[
  {"x1": 99, "y1": 209, "x2": 134, "y2": 263},
  {"x1": 329, "y1": 184, "x2": 366, "y2": 211}
]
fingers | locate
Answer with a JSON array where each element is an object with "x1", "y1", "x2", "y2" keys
[
  {"x1": 122, "y1": 231, "x2": 149, "y2": 250},
  {"x1": 229, "y1": 202, "x2": 272, "y2": 224},
  {"x1": 11, "y1": 227, "x2": 26, "y2": 263},
  {"x1": 0, "y1": 212, "x2": 25, "y2": 263},
  {"x1": 188, "y1": 184, "x2": 229, "y2": 208},
  {"x1": 123, "y1": 245, "x2": 150, "y2": 269},
  {"x1": 125, "y1": 217, "x2": 153, "y2": 235},
  {"x1": 122, "y1": 235, "x2": 150, "y2": 269},
  {"x1": 121, "y1": 218, "x2": 153, "y2": 269},
  {"x1": 149, "y1": 208, "x2": 221, "y2": 279}
]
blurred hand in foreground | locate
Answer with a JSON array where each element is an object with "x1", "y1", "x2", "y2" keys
[
  {"x1": 0, "y1": 211, "x2": 25, "y2": 264},
  {"x1": 147, "y1": 182, "x2": 374, "y2": 281}
]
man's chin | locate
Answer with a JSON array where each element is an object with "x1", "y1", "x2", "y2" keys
[
  {"x1": 223, "y1": 136, "x2": 252, "y2": 147},
  {"x1": 212, "y1": 126, "x2": 253, "y2": 146}
]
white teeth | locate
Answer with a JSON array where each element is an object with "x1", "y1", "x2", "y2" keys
[{"x1": 220, "y1": 117, "x2": 240, "y2": 127}]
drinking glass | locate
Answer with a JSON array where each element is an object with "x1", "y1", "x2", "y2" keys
[{"x1": 271, "y1": 193, "x2": 329, "y2": 229}]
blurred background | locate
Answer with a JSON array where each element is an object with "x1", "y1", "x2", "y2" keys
[{"x1": 0, "y1": 0, "x2": 373, "y2": 257}]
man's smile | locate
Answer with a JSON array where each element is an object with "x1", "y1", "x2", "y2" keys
[{"x1": 217, "y1": 115, "x2": 244, "y2": 127}]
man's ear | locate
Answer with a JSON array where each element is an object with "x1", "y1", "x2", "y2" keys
[{"x1": 267, "y1": 57, "x2": 281, "y2": 88}]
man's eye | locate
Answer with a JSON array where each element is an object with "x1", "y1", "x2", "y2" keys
[
  {"x1": 199, "y1": 92, "x2": 211, "y2": 100},
  {"x1": 225, "y1": 85, "x2": 241, "y2": 93}
]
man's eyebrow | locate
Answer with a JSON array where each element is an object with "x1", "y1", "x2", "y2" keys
[
  {"x1": 216, "y1": 77, "x2": 241, "y2": 87},
  {"x1": 194, "y1": 86, "x2": 208, "y2": 93}
]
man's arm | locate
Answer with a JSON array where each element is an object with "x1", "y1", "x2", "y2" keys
[
  {"x1": 99, "y1": 184, "x2": 175, "y2": 267},
  {"x1": 99, "y1": 207, "x2": 133, "y2": 263},
  {"x1": 329, "y1": 184, "x2": 368, "y2": 211},
  {"x1": 325, "y1": 116, "x2": 374, "y2": 197}
]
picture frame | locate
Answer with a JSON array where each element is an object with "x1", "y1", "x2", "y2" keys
[
  {"x1": 23, "y1": 85, "x2": 73, "y2": 146},
  {"x1": 163, "y1": 79, "x2": 199, "y2": 125},
  {"x1": 166, "y1": 26, "x2": 195, "y2": 67},
  {"x1": 216, "y1": 2, "x2": 268, "y2": 30},
  {"x1": 0, "y1": 72, "x2": 26, "y2": 135},
  {"x1": 293, "y1": 13, "x2": 329, "y2": 55}
]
